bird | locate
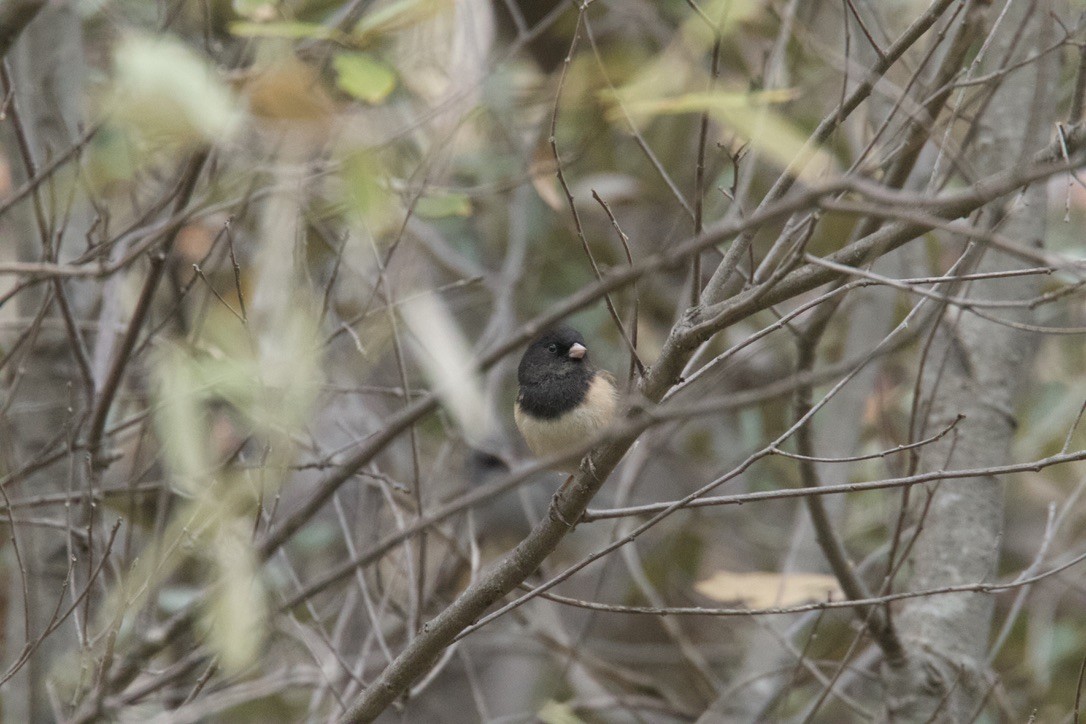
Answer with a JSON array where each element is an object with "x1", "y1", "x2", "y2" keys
[{"x1": 513, "y1": 325, "x2": 618, "y2": 471}]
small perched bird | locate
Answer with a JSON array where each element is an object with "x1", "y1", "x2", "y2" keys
[{"x1": 514, "y1": 325, "x2": 618, "y2": 469}]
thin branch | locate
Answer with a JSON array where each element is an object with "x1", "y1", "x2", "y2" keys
[
  {"x1": 498, "y1": 543, "x2": 1086, "y2": 618},
  {"x1": 792, "y1": 301, "x2": 905, "y2": 663},
  {"x1": 591, "y1": 190, "x2": 643, "y2": 380},
  {"x1": 548, "y1": 13, "x2": 644, "y2": 375},
  {"x1": 583, "y1": 446, "x2": 1086, "y2": 521},
  {"x1": 84, "y1": 149, "x2": 209, "y2": 469},
  {"x1": 700, "y1": 0, "x2": 959, "y2": 303},
  {"x1": 692, "y1": 35, "x2": 722, "y2": 305}
]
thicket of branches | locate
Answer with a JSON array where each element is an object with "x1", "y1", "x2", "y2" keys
[{"x1": 2, "y1": 0, "x2": 1086, "y2": 721}]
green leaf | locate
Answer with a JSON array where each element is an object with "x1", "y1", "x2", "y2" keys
[
  {"x1": 415, "y1": 193, "x2": 471, "y2": 218},
  {"x1": 333, "y1": 52, "x2": 397, "y2": 104}
]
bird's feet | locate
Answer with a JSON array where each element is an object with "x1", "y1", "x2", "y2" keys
[
  {"x1": 548, "y1": 475, "x2": 581, "y2": 529},
  {"x1": 582, "y1": 455, "x2": 601, "y2": 481}
]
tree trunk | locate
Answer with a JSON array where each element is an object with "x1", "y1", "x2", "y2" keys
[{"x1": 883, "y1": 3, "x2": 1059, "y2": 720}]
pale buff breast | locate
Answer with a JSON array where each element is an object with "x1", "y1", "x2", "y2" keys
[{"x1": 514, "y1": 374, "x2": 617, "y2": 468}]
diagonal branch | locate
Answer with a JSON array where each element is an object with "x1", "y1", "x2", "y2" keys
[
  {"x1": 84, "y1": 150, "x2": 209, "y2": 469},
  {"x1": 0, "y1": 0, "x2": 45, "y2": 59},
  {"x1": 338, "y1": 126, "x2": 1086, "y2": 722}
]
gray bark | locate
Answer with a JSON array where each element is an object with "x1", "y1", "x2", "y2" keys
[{"x1": 882, "y1": 3, "x2": 1059, "y2": 721}]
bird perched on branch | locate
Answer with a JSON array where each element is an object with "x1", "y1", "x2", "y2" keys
[{"x1": 514, "y1": 325, "x2": 618, "y2": 472}]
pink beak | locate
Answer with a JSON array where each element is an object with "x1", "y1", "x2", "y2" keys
[{"x1": 568, "y1": 343, "x2": 587, "y2": 359}]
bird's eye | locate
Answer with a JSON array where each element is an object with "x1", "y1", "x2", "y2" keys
[{"x1": 547, "y1": 343, "x2": 558, "y2": 353}]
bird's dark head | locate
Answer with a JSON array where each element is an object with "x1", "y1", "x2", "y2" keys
[{"x1": 517, "y1": 325, "x2": 591, "y2": 387}]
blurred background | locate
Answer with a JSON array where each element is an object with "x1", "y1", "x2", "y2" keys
[{"x1": 1, "y1": 0, "x2": 1086, "y2": 721}]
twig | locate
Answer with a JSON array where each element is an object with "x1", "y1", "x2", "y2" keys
[
  {"x1": 700, "y1": 0, "x2": 959, "y2": 304},
  {"x1": 1071, "y1": 42, "x2": 1086, "y2": 123},
  {"x1": 548, "y1": 14, "x2": 644, "y2": 375},
  {"x1": 791, "y1": 299, "x2": 904, "y2": 664},
  {"x1": 84, "y1": 149, "x2": 209, "y2": 470},
  {"x1": 582, "y1": 446, "x2": 1086, "y2": 521},
  {"x1": 1074, "y1": 654, "x2": 1086, "y2": 724},
  {"x1": 591, "y1": 190, "x2": 643, "y2": 379},
  {"x1": 692, "y1": 35, "x2": 722, "y2": 305},
  {"x1": 487, "y1": 543, "x2": 1086, "y2": 618}
]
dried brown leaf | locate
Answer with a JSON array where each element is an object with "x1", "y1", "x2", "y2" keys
[{"x1": 695, "y1": 570, "x2": 843, "y2": 607}]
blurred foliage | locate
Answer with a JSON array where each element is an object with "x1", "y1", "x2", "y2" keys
[{"x1": 3, "y1": 0, "x2": 1086, "y2": 720}]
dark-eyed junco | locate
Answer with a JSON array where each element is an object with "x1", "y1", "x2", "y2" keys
[{"x1": 514, "y1": 325, "x2": 617, "y2": 470}]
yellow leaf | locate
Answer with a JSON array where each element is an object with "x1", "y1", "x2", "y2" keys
[
  {"x1": 614, "y1": 88, "x2": 801, "y2": 116},
  {"x1": 352, "y1": 0, "x2": 453, "y2": 42},
  {"x1": 604, "y1": 86, "x2": 837, "y2": 183},
  {"x1": 230, "y1": 21, "x2": 336, "y2": 39},
  {"x1": 111, "y1": 34, "x2": 243, "y2": 146},
  {"x1": 538, "y1": 700, "x2": 585, "y2": 724},
  {"x1": 600, "y1": 0, "x2": 834, "y2": 183},
  {"x1": 530, "y1": 144, "x2": 562, "y2": 211},
  {"x1": 400, "y1": 293, "x2": 492, "y2": 447},
  {"x1": 232, "y1": 0, "x2": 276, "y2": 20},
  {"x1": 153, "y1": 346, "x2": 214, "y2": 495},
  {"x1": 204, "y1": 520, "x2": 267, "y2": 673},
  {"x1": 695, "y1": 570, "x2": 843, "y2": 607},
  {"x1": 340, "y1": 150, "x2": 398, "y2": 233}
]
